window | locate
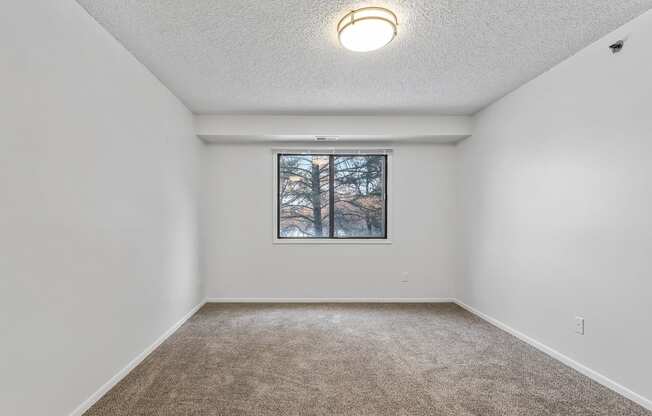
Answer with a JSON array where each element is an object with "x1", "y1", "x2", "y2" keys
[{"x1": 277, "y1": 153, "x2": 388, "y2": 240}]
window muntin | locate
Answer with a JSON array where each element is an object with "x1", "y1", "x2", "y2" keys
[{"x1": 277, "y1": 154, "x2": 387, "y2": 239}]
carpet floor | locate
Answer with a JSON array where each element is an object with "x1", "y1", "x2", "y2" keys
[{"x1": 84, "y1": 303, "x2": 650, "y2": 416}]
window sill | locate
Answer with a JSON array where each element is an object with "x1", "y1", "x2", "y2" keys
[{"x1": 273, "y1": 238, "x2": 392, "y2": 245}]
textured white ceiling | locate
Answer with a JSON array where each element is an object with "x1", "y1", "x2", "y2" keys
[{"x1": 76, "y1": 0, "x2": 651, "y2": 115}]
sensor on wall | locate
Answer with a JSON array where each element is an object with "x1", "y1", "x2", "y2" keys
[{"x1": 609, "y1": 40, "x2": 624, "y2": 53}]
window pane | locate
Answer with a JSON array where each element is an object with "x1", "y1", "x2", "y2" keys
[
  {"x1": 333, "y1": 155, "x2": 386, "y2": 238},
  {"x1": 278, "y1": 155, "x2": 330, "y2": 237}
]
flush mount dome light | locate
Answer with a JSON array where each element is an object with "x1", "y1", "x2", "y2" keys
[{"x1": 337, "y1": 7, "x2": 398, "y2": 52}]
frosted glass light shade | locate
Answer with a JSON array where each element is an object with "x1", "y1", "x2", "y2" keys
[{"x1": 337, "y1": 7, "x2": 398, "y2": 52}]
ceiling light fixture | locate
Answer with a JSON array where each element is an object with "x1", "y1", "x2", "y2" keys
[{"x1": 337, "y1": 7, "x2": 398, "y2": 52}]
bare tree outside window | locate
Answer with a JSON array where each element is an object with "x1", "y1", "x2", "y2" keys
[
  {"x1": 334, "y1": 156, "x2": 385, "y2": 237},
  {"x1": 278, "y1": 155, "x2": 330, "y2": 237},
  {"x1": 278, "y1": 154, "x2": 387, "y2": 239}
]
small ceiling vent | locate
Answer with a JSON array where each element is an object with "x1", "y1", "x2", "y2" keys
[{"x1": 315, "y1": 136, "x2": 339, "y2": 141}]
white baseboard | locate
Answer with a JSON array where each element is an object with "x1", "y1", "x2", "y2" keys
[
  {"x1": 454, "y1": 300, "x2": 652, "y2": 411},
  {"x1": 205, "y1": 297, "x2": 456, "y2": 303},
  {"x1": 69, "y1": 301, "x2": 205, "y2": 416}
]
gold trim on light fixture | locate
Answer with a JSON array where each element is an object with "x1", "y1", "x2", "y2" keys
[{"x1": 337, "y1": 7, "x2": 398, "y2": 52}]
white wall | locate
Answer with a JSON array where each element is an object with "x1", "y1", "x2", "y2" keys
[
  {"x1": 458, "y1": 10, "x2": 652, "y2": 406},
  {"x1": 194, "y1": 114, "x2": 472, "y2": 143},
  {"x1": 202, "y1": 144, "x2": 458, "y2": 300},
  {"x1": 0, "y1": 2, "x2": 202, "y2": 415}
]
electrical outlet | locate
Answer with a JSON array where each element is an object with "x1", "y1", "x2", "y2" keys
[
  {"x1": 575, "y1": 316, "x2": 585, "y2": 335},
  {"x1": 400, "y1": 272, "x2": 409, "y2": 283}
]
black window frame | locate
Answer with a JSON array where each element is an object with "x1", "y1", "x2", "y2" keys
[{"x1": 277, "y1": 153, "x2": 388, "y2": 240}]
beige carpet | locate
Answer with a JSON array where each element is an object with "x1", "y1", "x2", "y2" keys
[{"x1": 85, "y1": 303, "x2": 650, "y2": 415}]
